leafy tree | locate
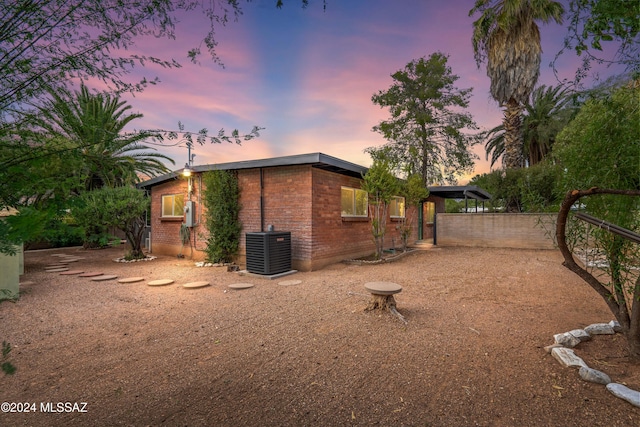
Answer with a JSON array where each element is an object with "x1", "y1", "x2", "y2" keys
[
  {"x1": 361, "y1": 158, "x2": 400, "y2": 260},
  {"x1": 555, "y1": 0, "x2": 640, "y2": 83},
  {"x1": 0, "y1": 0, "x2": 245, "y2": 117},
  {"x1": 13, "y1": 86, "x2": 173, "y2": 248},
  {"x1": 469, "y1": 162, "x2": 562, "y2": 213},
  {"x1": 74, "y1": 186, "x2": 149, "y2": 259},
  {"x1": 202, "y1": 170, "x2": 242, "y2": 263},
  {"x1": 470, "y1": 0, "x2": 564, "y2": 171},
  {"x1": 369, "y1": 52, "x2": 478, "y2": 186},
  {"x1": 33, "y1": 85, "x2": 174, "y2": 191},
  {"x1": 483, "y1": 84, "x2": 577, "y2": 167},
  {"x1": 0, "y1": 0, "x2": 270, "y2": 255},
  {"x1": 397, "y1": 174, "x2": 429, "y2": 251},
  {"x1": 554, "y1": 83, "x2": 640, "y2": 358}
]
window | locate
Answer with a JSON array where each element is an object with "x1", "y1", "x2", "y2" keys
[
  {"x1": 424, "y1": 202, "x2": 435, "y2": 224},
  {"x1": 341, "y1": 186, "x2": 368, "y2": 217},
  {"x1": 389, "y1": 196, "x2": 405, "y2": 218},
  {"x1": 162, "y1": 194, "x2": 184, "y2": 217}
]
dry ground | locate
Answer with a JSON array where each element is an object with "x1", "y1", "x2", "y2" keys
[{"x1": 1, "y1": 246, "x2": 639, "y2": 426}]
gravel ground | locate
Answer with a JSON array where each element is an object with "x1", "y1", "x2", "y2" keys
[{"x1": 1, "y1": 245, "x2": 639, "y2": 426}]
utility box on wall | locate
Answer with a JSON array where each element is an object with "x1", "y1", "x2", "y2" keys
[
  {"x1": 184, "y1": 200, "x2": 196, "y2": 227},
  {"x1": 245, "y1": 231, "x2": 291, "y2": 275}
]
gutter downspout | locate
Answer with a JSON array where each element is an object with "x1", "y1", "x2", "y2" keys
[{"x1": 260, "y1": 168, "x2": 264, "y2": 232}]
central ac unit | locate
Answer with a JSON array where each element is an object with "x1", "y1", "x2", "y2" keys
[{"x1": 245, "y1": 231, "x2": 291, "y2": 275}]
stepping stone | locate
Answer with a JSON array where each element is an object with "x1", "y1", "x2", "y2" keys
[
  {"x1": 45, "y1": 264, "x2": 67, "y2": 269},
  {"x1": 228, "y1": 283, "x2": 254, "y2": 290},
  {"x1": 118, "y1": 277, "x2": 145, "y2": 284},
  {"x1": 50, "y1": 254, "x2": 66, "y2": 257},
  {"x1": 364, "y1": 281, "x2": 402, "y2": 295},
  {"x1": 279, "y1": 279, "x2": 302, "y2": 286},
  {"x1": 183, "y1": 281, "x2": 210, "y2": 289},
  {"x1": 90, "y1": 274, "x2": 118, "y2": 282},
  {"x1": 46, "y1": 268, "x2": 69, "y2": 273},
  {"x1": 148, "y1": 279, "x2": 174, "y2": 287},
  {"x1": 79, "y1": 272, "x2": 104, "y2": 277},
  {"x1": 59, "y1": 270, "x2": 84, "y2": 275},
  {"x1": 58, "y1": 258, "x2": 79, "y2": 263},
  {"x1": 19, "y1": 281, "x2": 35, "y2": 286}
]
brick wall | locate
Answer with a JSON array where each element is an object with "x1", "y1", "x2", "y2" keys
[
  {"x1": 308, "y1": 168, "x2": 419, "y2": 270},
  {"x1": 149, "y1": 175, "x2": 208, "y2": 259},
  {"x1": 436, "y1": 213, "x2": 557, "y2": 249},
  {"x1": 237, "y1": 165, "x2": 313, "y2": 268},
  {"x1": 148, "y1": 165, "x2": 420, "y2": 270}
]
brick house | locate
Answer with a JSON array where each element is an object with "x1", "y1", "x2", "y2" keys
[{"x1": 138, "y1": 152, "x2": 422, "y2": 271}]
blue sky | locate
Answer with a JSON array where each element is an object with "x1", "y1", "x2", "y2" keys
[{"x1": 119, "y1": 0, "x2": 619, "y2": 183}]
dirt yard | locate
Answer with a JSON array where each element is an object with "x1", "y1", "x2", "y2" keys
[{"x1": 1, "y1": 246, "x2": 639, "y2": 426}]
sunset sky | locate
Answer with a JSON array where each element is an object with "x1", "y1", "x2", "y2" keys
[{"x1": 119, "y1": 0, "x2": 619, "y2": 183}]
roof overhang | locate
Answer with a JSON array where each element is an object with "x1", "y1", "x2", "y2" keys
[
  {"x1": 138, "y1": 152, "x2": 368, "y2": 189},
  {"x1": 427, "y1": 185, "x2": 492, "y2": 201}
]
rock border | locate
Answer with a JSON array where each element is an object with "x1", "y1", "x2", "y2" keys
[
  {"x1": 113, "y1": 256, "x2": 157, "y2": 263},
  {"x1": 546, "y1": 320, "x2": 640, "y2": 408},
  {"x1": 342, "y1": 248, "x2": 415, "y2": 266}
]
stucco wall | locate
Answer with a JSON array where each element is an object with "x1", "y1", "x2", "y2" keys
[{"x1": 436, "y1": 213, "x2": 557, "y2": 249}]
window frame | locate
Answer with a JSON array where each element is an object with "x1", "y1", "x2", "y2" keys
[
  {"x1": 341, "y1": 186, "x2": 368, "y2": 218},
  {"x1": 161, "y1": 194, "x2": 185, "y2": 218},
  {"x1": 389, "y1": 196, "x2": 406, "y2": 219}
]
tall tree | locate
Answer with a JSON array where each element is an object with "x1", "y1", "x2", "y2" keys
[
  {"x1": 369, "y1": 52, "x2": 478, "y2": 185},
  {"x1": 483, "y1": 84, "x2": 577, "y2": 167},
  {"x1": 0, "y1": 0, "x2": 266, "y2": 206},
  {"x1": 34, "y1": 85, "x2": 173, "y2": 191},
  {"x1": 470, "y1": 0, "x2": 564, "y2": 170}
]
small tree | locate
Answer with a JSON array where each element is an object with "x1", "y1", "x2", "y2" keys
[
  {"x1": 362, "y1": 158, "x2": 400, "y2": 260},
  {"x1": 202, "y1": 170, "x2": 241, "y2": 263},
  {"x1": 74, "y1": 186, "x2": 149, "y2": 259},
  {"x1": 554, "y1": 83, "x2": 640, "y2": 359},
  {"x1": 397, "y1": 174, "x2": 429, "y2": 251}
]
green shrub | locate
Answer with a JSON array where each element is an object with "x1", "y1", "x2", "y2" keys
[{"x1": 202, "y1": 170, "x2": 241, "y2": 263}]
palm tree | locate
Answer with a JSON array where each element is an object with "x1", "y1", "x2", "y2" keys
[
  {"x1": 37, "y1": 85, "x2": 173, "y2": 191},
  {"x1": 483, "y1": 84, "x2": 576, "y2": 167},
  {"x1": 523, "y1": 84, "x2": 575, "y2": 165},
  {"x1": 470, "y1": 0, "x2": 564, "y2": 170}
]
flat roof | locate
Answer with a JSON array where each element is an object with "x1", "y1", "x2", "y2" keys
[
  {"x1": 427, "y1": 185, "x2": 492, "y2": 201},
  {"x1": 138, "y1": 152, "x2": 368, "y2": 189}
]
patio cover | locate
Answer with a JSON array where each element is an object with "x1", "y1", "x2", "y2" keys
[
  {"x1": 427, "y1": 185, "x2": 492, "y2": 201},
  {"x1": 427, "y1": 185, "x2": 492, "y2": 213}
]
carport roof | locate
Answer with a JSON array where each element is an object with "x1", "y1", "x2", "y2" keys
[{"x1": 427, "y1": 185, "x2": 492, "y2": 201}]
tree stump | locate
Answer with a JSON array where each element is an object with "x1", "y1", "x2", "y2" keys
[{"x1": 364, "y1": 282, "x2": 406, "y2": 323}]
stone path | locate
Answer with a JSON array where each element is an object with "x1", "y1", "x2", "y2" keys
[
  {"x1": 43, "y1": 254, "x2": 308, "y2": 293},
  {"x1": 228, "y1": 283, "x2": 254, "y2": 290},
  {"x1": 148, "y1": 279, "x2": 174, "y2": 286},
  {"x1": 90, "y1": 275, "x2": 118, "y2": 282},
  {"x1": 183, "y1": 281, "x2": 210, "y2": 289},
  {"x1": 117, "y1": 277, "x2": 145, "y2": 284},
  {"x1": 546, "y1": 320, "x2": 640, "y2": 408},
  {"x1": 60, "y1": 270, "x2": 84, "y2": 275}
]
